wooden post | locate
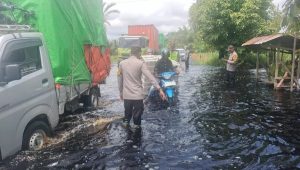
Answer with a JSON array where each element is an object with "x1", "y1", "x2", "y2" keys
[
  {"x1": 273, "y1": 50, "x2": 276, "y2": 65},
  {"x1": 256, "y1": 52, "x2": 259, "y2": 81},
  {"x1": 290, "y1": 36, "x2": 297, "y2": 92},
  {"x1": 267, "y1": 51, "x2": 270, "y2": 67},
  {"x1": 274, "y1": 49, "x2": 279, "y2": 89},
  {"x1": 297, "y1": 52, "x2": 300, "y2": 90}
]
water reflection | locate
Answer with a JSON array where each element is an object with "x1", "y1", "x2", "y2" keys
[
  {"x1": 190, "y1": 68, "x2": 300, "y2": 169},
  {"x1": 2, "y1": 66, "x2": 300, "y2": 169},
  {"x1": 119, "y1": 127, "x2": 143, "y2": 169}
]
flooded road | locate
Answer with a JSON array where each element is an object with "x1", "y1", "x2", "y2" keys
[{"x1": 2, "y1": 65, "x2": 300, "y2": 169}]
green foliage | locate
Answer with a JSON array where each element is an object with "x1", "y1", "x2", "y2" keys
[
  {"x1": 110, "y1": 48, "x2": 150, "y2": 63},
  {"x1": 192, "y1": 52, "x2": 224, "y2": 66},
  {"x1": 193, "y1": 50, "x2": 269, "y2": 70},
  {"x1": 117, "y1": 48, "x2": 130, "y2": 57},
  {"x1": 190, "y1": 0, "x2": 274, "y2": 51},
  {"x1": 109, "y1": 40, "x2": 118, "y2": 56},
  {"x1": 0, "y1": 13, "x2": 15, "y2": 24},
  {"x1": 282, "y1": 0, "x2": 300, "y2": 33},
  {"x1": 268, "y1": 5, "x2": 283, "y2": 33},
  {"x1": 238, "y1": 50, "x2": 268, "y2": 69},
  {"x1": 166, "y1": 26, "x2": 193, "y2": 49},
  {"x1": 0, "y1": 1, "x2": 32, "y2": 24}
]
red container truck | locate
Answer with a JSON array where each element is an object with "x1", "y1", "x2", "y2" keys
[{"x1": 128, "y1": 25, "x2": 159, "y2": 52}]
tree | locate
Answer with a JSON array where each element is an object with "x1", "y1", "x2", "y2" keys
[
  {"x1": 268, "y1": 5, "x2": 283, "y2": 33},
  {"x1": 282, "y1": 0, "x2": 300, "y2": 33},
  {"x1": 103, "y1": 2, "x2": 120, "y2": 26},
  {"x1": 0, "y1": 13, "x2": 15, "y2": 24},
  {"x1": 0, "y1": 1, "x2": 32, "y2": 24},
  {"x1": 166, "y1": 26, "x2": 193, "y2": 49},
  {"x1": 281, "y1": 0, "x2": 300, "y2": 92},
  {"x1": 189, "y1": 0, "x2": 274, "y2": 51}
]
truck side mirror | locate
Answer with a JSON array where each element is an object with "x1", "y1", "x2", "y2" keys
[{"x1": 5, "y1": 64, "x2": 21, "y2": 82}]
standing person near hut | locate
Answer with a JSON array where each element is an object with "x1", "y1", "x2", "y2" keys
[
  {"x1": 185, "y1": 48, "x2": 191, "y2": 69},
  {"x1": 118, "y1": 47, "x2": 166, "y2": 129},
  {"x1": 224, "y1": 45, "x2": 239, "y2": 86}
]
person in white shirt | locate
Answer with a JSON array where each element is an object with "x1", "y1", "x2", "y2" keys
[
  {"x1": 118, "y1": 47, "x2": 166, "y2": 128},
  {"x1": 224, "y1": 45, "x2": 238, "y2": 86}
]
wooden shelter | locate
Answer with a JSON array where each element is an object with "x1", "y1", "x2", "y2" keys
[{"x1": 242, "y1": 34, "x2": 300, "y2": 92}]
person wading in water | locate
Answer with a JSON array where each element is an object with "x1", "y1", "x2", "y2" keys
[
  {"x1": 118, "y1": 47, "x2": 166, "y2": 129},
  {"x1": 224, "y1": 45, "x2": 238, "y2": 86}
]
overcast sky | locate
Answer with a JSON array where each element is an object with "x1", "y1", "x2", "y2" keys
[{"x1": 106, "y1": 0, "x2": 285, "y2": 39}]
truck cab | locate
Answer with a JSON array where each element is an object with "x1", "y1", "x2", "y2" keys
[{"x1": 0, "y1": 25, "x2": 59, "y2": 160}]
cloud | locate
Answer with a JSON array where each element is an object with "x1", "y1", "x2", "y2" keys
[
  {"x1": 105, "y1": 0, "x2": 282, "y2": 40},
  {"x1": 105, "y1": 0, "x2": 195, "y2": 39}
]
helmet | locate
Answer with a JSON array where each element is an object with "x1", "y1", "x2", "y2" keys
[{"x1": 161, "y1": 49, "x2": 170, "y2": 58}]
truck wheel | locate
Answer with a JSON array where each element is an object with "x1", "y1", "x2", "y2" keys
[{"x1": 22, "y1": 121, "x2": 50, "y2": 151}]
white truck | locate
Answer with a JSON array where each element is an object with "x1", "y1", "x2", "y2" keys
[{"x1": 0, "y1": 25, "x2": 100, "y2": 160}]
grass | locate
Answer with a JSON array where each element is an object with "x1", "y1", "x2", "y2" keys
[
  {"x1": 191, "y1": 51, "x2": 270, "y2": 70},
  {"x1": 112, "y1": 51, "x2": 224, "y2": 66},
  {"x1": 191, "y1": 52, "x2": 224, "y2": 67},
  {"x1": 111, "y1": 50, "x2": 269, "y2": 70},
  {"x1": 111, "y1": 55, "x2": 119, "y2": 63}
]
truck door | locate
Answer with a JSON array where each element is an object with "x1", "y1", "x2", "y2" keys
[{"x1": 0, "y1": 38, "x2": 56, "y2": 158}]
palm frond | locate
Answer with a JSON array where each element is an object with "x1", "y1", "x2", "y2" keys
[
  {"x1": 104, "y1": 3, "x2": 116, "y2": 13},
  {"x1": 105, "y1": 9, "x2": 120, "y2": 17},
  {"x1": 104, "y1": 19, "x2": 111, "y2": 26},
  {"x1": 103, "y1": 1, "x2": 119, "y2": 26}
]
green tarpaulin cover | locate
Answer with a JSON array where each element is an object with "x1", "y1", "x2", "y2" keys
[{"x1": 4, "y1": 0, "x2": 108, "y2": 85}]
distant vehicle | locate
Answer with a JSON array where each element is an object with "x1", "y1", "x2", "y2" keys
[
  {"x1": 128, "y1": 25, "x2": 159, "y2": 53},
  {"x1": 118, "y1": 35, "x2": 149, "y2": 62},
  {"x1": 176, "y1": 48, "x2": 187, "y2": 61},
  {"x1": 119, "y1": 36, "x2": 149, "y2": 49}
]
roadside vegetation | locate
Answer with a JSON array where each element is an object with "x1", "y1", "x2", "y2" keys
[
  {"x1": 168, "y1": 0, "x2": 299, "y2": 68},
  {"x1": 191, "y1": 52, "x2": 222, "y2": 67},
  {"x1": 108, "y1": 0, "x2": 300, "y2": 69}
]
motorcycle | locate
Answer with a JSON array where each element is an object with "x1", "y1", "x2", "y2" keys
[{"x1": 148, "y1": 71, "x2": 178, "y2": 106}]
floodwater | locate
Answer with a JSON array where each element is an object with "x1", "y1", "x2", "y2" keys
[{"x1": 2, "y1": 65, "x2": 300, "y2": 170}]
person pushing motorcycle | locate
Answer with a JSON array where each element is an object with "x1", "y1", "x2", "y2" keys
[{"x1": 118, "y1": 47, "x2": 166, "y2": 129}]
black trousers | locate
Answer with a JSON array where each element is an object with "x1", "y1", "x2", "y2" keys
[
  {"x1": 124, "y1": 100, "x2": 144, "y2": 125},
  {"x1": 227, "y1": 71, "x2": 236, "y2": 86},
  {"x1": 185, "y1": 56, "x2": 190, "y2": 69}
]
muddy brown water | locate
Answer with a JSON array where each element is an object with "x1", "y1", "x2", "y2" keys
[{"x1": 1, "y1": 65, "x2": 300, "y2": 170}]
